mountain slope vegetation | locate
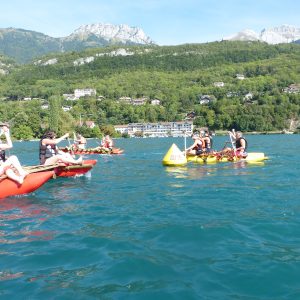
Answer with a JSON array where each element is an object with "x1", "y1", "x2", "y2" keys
[{"x1": 0, "y1": 41, "x2": 299, "y2": 139}]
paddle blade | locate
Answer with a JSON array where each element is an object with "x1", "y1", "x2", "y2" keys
[{"x1": 162, "y1": 143, "x2": 187, "y2": 166}]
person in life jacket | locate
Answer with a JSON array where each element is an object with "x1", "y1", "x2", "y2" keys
[
  {"x1": 101, "y1": 135, "x2": 114, "y2": 150},
  {"x1": 202, "y1": 130, "x2": 214, "y2": 153},
  {"x1": 185, "y1": 133, "x2": 204, "y2": 156},
  {"x1": 39, "y1": 130, "x2": 82, "y2": 165},
  {"x1": 75, "y1": 134, "x2": 87, "y2": 150},
  {"x1": 0, "y1": 122, "x2": 28, "y2": 184},
  {"x1": 226, "y1": 130, "x2": 248, "y2": 157}
]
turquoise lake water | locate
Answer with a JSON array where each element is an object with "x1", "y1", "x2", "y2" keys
[{"x1": 1, "y1": 135, "x2": 300, "y2": 299}]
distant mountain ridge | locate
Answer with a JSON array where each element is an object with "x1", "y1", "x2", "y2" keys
[
  {"x1": 224, "y1": 25, "x2": 300, "y2": 44},
  {"x1": 0, "y1": 23, "x2": 154, "y2": 63}
]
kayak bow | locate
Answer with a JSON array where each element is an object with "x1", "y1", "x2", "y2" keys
[{"x1": 0, "y1": 170, "x2": 54, "y2": 199}]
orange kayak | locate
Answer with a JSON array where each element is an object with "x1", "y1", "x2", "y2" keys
[
  {"x1": 54, "y1": 160, "x2": 97, "y2": 177},
  {"x1": 0, "y1": 170, "x2": 54, "y2": 199},
  {"x1": 59, "y1": 147, "x2": 124, "y2": 155}
]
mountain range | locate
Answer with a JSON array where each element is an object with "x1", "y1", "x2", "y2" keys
[
  {"x1": 223, "y1": 25, "x2": 300, "y2": 44},
  {"x1": 0, "y1": 23, "x2": 154, "y2": 63},
  {"x1": 0, "y1": 23, "x2": 299, "y2": 64}
]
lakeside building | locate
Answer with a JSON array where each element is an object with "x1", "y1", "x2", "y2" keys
[{"x1": 114, "y1": 121, "x2": 193, "y2": 137}]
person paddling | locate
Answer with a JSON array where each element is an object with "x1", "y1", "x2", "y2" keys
[
  {"x1": 75, "y1": 134, "x2": 87, "y2": 150},
  {"x1": 0, "y1": 122, "x2": 28, "y2": 184},
  {"x1": 39, "y1": 130, "x2": 82, "y2": 165},
  {"x1": 185, "y1": 133, "x2": 204, "y2": 156},
  {"x1": 101, "y1": 135, "x2": 114, "y2": 150},
  {"x1": 223, "y1": 130, "x2": 248, "y2": 158}
]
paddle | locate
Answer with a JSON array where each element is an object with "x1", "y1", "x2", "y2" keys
[
  {"x1": 66, "y1": 137, "x2": 76, "y2": 158},
  {"x1": 184, "y1": 130, "x2": 187, "y2": 157},
  {"x1": 229, "y1": 130, "x2": 237, "y2": 158}
]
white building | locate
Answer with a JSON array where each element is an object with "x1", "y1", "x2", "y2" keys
[
  {"x1": 74, "y1": 88, "x2": 96, "y2": 98},
  {"x1": 114, "y1": 125, "x2": 129, "y2": 134},
  {"x1": 213, "y1": 82, "x2": 225, "y2": 87},
  {"x1": 115, "y1": 121, "x2": 193, "y2": 137},
  {"x1": 62, "y1": 106, "x2": 72, "y2": 112},
  {"x1": 199, "y1": 95, "x2": 212, "y2": 105},
  {"x1": 151, "y1": 99, "x2": 161, "y2": 105},
  {"x1": 119, "y1": 97, "x2": 132, "y2": 104},
  {"x1": 132, "y1": 97, "x2": 148, "y2": 105},
  {"x1": 236, "y1": 74, "x2": 245, "y2": 80}
]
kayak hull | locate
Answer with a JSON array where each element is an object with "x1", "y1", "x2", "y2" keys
[
  {"x1": 187, "y1": 152, "x2": 267, "y2": 164},
  {"x1": 0, "y1": 170, "x2": 54, "y2": 199},
  {"x1": 55, "y1": 160, "x2": 97, "y2": 177},
  {"x1": 59, "y1": 147, "x2": 124, "y2": 155}
]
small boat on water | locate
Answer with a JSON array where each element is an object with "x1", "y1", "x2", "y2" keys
[
  {"x1": 186, "y1": 152, "x2": 267, "y2": 164},
  {"x1": 54, "y1": 159, "x2": 97, "y2": 177},
  {"x1": 0, "y1": 170, "x2": 54, "y2": 199},
  {"x1": 162, "y1": 143, "x2": 267, "y2": 166},
  {"x1": 59, "y1": 147, "x2": 124, "y2": 155}
]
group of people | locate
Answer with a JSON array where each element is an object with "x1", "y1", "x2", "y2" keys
[
  {"x1": 185, "y1": 129, "x2": 247, "y2": 158},
  {"x1": 0, "y1": 123, "x2": 115, "y2": 185},
  {"x1": 72, "y1": 134, "x2": 114, "y2": 151}
]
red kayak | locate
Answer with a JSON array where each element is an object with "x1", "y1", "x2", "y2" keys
[
  {"x1": 59, "y1": 147, "x2": 124, "y2": 155},
  {"x1": 55, "y1": 160, "x2": 97, "y2": 177},
  {"x1": 0, "y1": 170, "x2": 54, "y2": 199}
]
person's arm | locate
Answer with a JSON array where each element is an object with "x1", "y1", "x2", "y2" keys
[
  {"x1": 186, "y1": 141, "x2": 197, "y2": 151},
  {"x1": 0, "y1": 127, "x2": 13, "y2": 150},
  {"x1": 228, "y1": 131, "x2": 236, "y2": 140},
  {"x1": 42, "y1": 133, "x2": 69, "y2": 145}
]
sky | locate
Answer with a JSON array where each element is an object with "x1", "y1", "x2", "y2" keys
[{"x1": 1, "y1": 0, "x2": 299, "y2": 45}]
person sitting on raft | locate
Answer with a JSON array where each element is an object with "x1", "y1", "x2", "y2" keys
[
  {"x1": 202, "y1": 130, "x2": 214, "y2": 153},
  {"x1": 0, "y1": 122, "x2": 28, "y2": 184},
  {"x1": 101, "y1": 135, "x2": 114, "y2": 150},
  {"x1": 39, "y1": 130, "x2": 82, "y2": 165},
  {"x1": 75, "y1": 134, "x2": 87, "y2": 150},
  {"x1": 185, "y1": 133, "x2": 204, "y2": 156},
  {"x1": 223, "y1": 130, "x2": 248, "y2": 158}
]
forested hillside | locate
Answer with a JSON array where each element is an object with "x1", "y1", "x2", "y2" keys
[{"x1": 0, "y1": 41, "x2": 299, "y2": 139}]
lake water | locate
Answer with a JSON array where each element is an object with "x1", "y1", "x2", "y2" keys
[{"x1": 1, "y1": 135, "x2": 300, "y2": 299}]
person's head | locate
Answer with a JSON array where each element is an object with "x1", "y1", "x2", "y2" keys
[
  {"x1": 43, "y1": 130, "x2": 56, "y2": 139},
  {"x1": 192, "y1": 133, "x2": 199, "y2": 140},
  {"x1": 0, "y1": 122, "x2": 10, "y2": 132},
  {"x1": 236, "y1": 131, "x2": 242, "y2": 138}
]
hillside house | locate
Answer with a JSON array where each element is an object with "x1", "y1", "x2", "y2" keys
[
  {"x1": 119, "y1": 97, "x2": 132, "y2": 104},
  {"x1": 243, "y1": 92, "x2": 253, "y2": 102},
  {"x1": 74, "y1": 88, "x2": 96, "y2": 98},
  {"x1": 283, "y1": 84, "x2": 300, "y2": 94},
  {"x1": 236, "y1": 74, "x2": 245, "y2": 80},
  {"x1": 151, "y1": 99, "x2": 161, "y2": 106},
  {"x1": 199, "y1": 95, "x2": 212, "y2": 105},
  {"x1": 63, "y1": 94, "x2": 78, "y2": 101},
  {"x1": 213, "y1": 82, "x2": 225, "y2": 87},
  {"x1": 132, "y1": 97, "x2": 148, "y2": 105},
  {"x1": 62, "y1": 106, "x2": 72, "y2": 112}
]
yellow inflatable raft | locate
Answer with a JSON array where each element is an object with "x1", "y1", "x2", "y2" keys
[{"x1": 187, "y1": 152, "x2": 267, "y2": 164}]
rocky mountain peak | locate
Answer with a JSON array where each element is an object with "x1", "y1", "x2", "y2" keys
[
  {"x1": 70, "y1": 23, "x2": 154, "y2": 45},
  {"x1": 224, "y1": 24, "x2": 300, "y2": 44}
]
